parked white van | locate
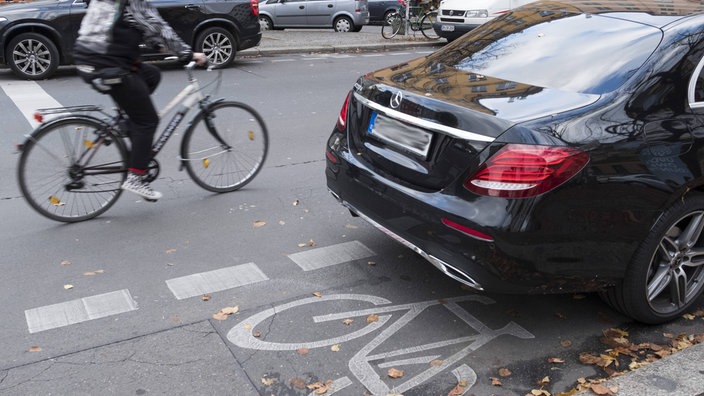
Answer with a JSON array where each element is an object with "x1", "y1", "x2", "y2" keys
[{"x1": 435, "y1": 0, "x2": 534, "y2": 40}]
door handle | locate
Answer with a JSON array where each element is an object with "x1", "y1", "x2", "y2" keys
[
  {"x1": 327, "y1": 4, "x2": 333, "y2": 7},
  {"x1": 185, "y1": 4, "x2": 200, "y2": 9},
  {"x1": 299, "y1": 5, "x2": 304, "y2": 8}
]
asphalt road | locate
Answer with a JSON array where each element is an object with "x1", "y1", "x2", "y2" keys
[{"x1": 0, "y1": 32, "x2": 702, "y2": 396}]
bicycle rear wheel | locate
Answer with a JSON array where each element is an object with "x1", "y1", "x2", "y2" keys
[
  {"x1": 420, "y1": 11, "x2": 439, "y2": 39},
  {"x1": 17, "y1": 117, "x2": 127, "y2": 222},
  {"x1": 382, "y1": 13, "x2": 403, "y2": 39},
  {"x1": 181, "y1": 101, "x2": 268, "y2": 193}
]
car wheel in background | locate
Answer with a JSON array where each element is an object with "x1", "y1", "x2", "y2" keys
[
  {"x1": 334, "y1": 16, "x2": 354, "y2": 32},
  {"x1": 195, "y1": 27, "x2": 237, "y2": 68},
  {"x1": 601, "y1": 194, "x2": 704, "y2": 324},
  {"x1": 6, "y1": 32, "x2": 59, "y2": 80},
  {"x1": 259, "y1": 16, "x2": 273, "y2": 30}
]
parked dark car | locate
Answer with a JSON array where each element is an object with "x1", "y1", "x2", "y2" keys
[
  {"x1": 0, "y1": 0, "x2": 262, "y2": 80},
  {"x1": 367, "y1": 0, "x2": 400, "y2": 23},
  {"x1": 325, "y1": 0, "x2": 704, "y2": 324}
]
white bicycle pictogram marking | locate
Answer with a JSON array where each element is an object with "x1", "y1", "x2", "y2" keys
[{"x1": 227, "y1": 294, "x2": 534, "y2": 395}]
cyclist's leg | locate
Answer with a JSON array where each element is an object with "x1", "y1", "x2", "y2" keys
[
  {"x1": 109, "y1": 74, "x2": 162, "y2": 200},
  {"x1": 181, "y1": 101, "x2": 268, "y2": 193},
  {"x1": 134, "y1": 62, "x2": 161, "y2": 95}
]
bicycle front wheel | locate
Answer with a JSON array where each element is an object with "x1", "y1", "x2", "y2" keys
[
  {"x1": 382, "y1": 13, "x2": 403, "y2": 39},
  {"x1": 420, "y1": 11, "x2": 439, "y2": 39},
  {"x1": 17, "y1": 117, "x2": 127, "y2": 222},
  {"x1": 181, "y1": 101, "x2": 268, "y2": 193}
]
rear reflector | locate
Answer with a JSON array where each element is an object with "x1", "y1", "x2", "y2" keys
[
  {"x1": 336, "y1": 92, "x2": 351, "y2": 131},
  {"x1": 465, "y1": 144, "x2": 588, "y2": 198},
  {"x1": 441, "y1": 218, "x2": 494, "y2": 242}
]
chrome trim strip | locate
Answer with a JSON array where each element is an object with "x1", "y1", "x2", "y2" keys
[
  {"x1": 334, "y1": 193, "x2": 485, "y2": 291},
  {"x1": 354, "y1": 92, "x2": 495, "y2": 143}
]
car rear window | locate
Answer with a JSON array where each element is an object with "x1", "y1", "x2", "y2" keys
[{"x1": 435, "y1": 12, "x2": 662, "y2": 95}]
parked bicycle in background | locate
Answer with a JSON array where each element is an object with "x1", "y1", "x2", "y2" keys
[{"x1": 382, "y1": 0, "x2": 439, "y2": 39}]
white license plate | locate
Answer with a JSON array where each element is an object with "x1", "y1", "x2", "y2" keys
[
  {"x1": 441, "y1": 24, "x2": 455, "y2": 31},
  {"x1": 367, "y1": 112, "x2": 432, "y2": 159}
]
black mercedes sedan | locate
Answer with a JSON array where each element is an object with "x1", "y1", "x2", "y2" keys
[
  {"x1": 325, "y1": 0, "x2": 704, "y2": 324},
  {"x1": 0, "y1": 0, "x2": 261, "y2": 80}
]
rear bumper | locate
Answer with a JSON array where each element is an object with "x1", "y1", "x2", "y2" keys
[{"x1": 326, "y1": 133, "x2": 629, "y2": 294}]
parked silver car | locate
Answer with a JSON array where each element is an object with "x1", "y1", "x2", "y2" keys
[{"x1": 259, "y1": 0, "x2": 370, "y2": 32}]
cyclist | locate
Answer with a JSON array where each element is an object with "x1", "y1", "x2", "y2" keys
[{"x1": 73, "y1": 0, "x2": 207, "y2": 201}]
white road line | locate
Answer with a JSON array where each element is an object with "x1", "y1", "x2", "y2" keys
[
  {"x1": 165, "y1": 262, "x2": 269, "y2": 300},
  {"x1": 25, "y1": 289, "x2": 138, "y2": 334},
  {"x1": 288, "y1": 240, "x2": 375, "y2": 271},
  {"x1": 0, "y1": 80, "x2": 62, "y2": 127}
]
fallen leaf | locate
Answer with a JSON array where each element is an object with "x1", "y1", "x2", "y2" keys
[
  {"x1": 28, "y1": 346, "x2": 42, "y2": 352},
  {"x1": 430, "y1": 359, "x2": 443, "y2": 367},
  {"x1": 212, "y1": 306, "x2": 239, "y2": 320},
  {"x1": 312, "y1": 292, "x2": 322, "y2": 297},
  {"x1": 345, "y1": 224, "x2": 358, "y2": 229},
  {"x1": 64, "y1": 284, "x2": 74, "y2": 290},
  {"x1": 243, "y1": 324, "x2": 253, "y2": 330},
  {"x1": 530, "y1": 390, "x2": 551, "y2": 396},
  {"x1": 297, "y1": 347, "x2": 309, "y2": 355},
  {"x1": 165, "y1": 248, "x2": 177, "y2": 254},
  {"x1": 253, "y1": 220, "x2": 266, "y2": 228},
  {"x1": 202, "y1": 294, "x2": 211, "y2": 301},
  {"x1": 293, "y1": 199, "x2": 300, "y2": 206},
  {"x1": 331, "y1": 344, "x2": 341, "y2": 352},
  {"x1": 498, "y1": 367, "x2": 512, "y2": 377},
  {"x1": 308, "y1": 239, "x2": 316, "y2": 247},
  {"x1": 221, "y1": 306, "x2": 239, "y2": 315},
  {"x1": 253, "y1": 331, "x2": 261, "y2": 337},
  {"x1": 290, "y1": 377, "x2": 306, "y2": 389},
  {"x1": 342, "y1": 319, "x2": 354, "y2": 325},
  {"x1": 387, "y1": 368, "x2": 404, "y2": 378},
  {"x1": 84, "y1": 272, "x2": 97, "y2": 276},
  {"x1": 682, "y1": 313, "x2": 696, "y2": 320},
  {"x1": 538, "y1": 376, "x2": 550, "y2": 386},
  {"x1": 367, "y1": 314, "x2": 379, "y2": 323},
  {"x1": 560, "y1": 339, "x2": 572, "y2": 348},
  {"x1": 448, "y1": 385, "x2": 465, "y2": 395},
  {"x1": 261, "y1": 376, "x2": 277, "y2": 386},
  {"x1": 548, "y1": 357, "x2": 565, "y2": 364},
  {"x1": 590, "y1": 383, "x2": 613, "y2": 395},
  {"x1": 368, "y1": 261, "x2": 376, "y2": 266},
  {"x1": 60, "y1": 260, "x2": 71, "y2": 266},
  {"x1": 298, "y1": 243, "x2": 307, "y2": 248},
  {"x1": 490, "y1": 377, "x2": 502, "y2": 386}
]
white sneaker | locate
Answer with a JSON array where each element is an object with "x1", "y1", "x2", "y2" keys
[{"x1": 122, "y1": 172, "x2": 162, "y2": 201}]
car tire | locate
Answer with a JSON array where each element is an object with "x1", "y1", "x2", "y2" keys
[
  {"x1": 6, "y1": 32, "x2": 59, "y2": 80},
  {"x1": 334, "y1": 16, "x2": 354, "y2": 32},
  {"x1": 259, "y1": 16, "x2": 273, "y2": 31},
  {"x1": 600, "y1": 194, "x2": 704, "y2": 324},
  {"x1": 195, "y1": 27, "x2": 237, "y2": 69}
]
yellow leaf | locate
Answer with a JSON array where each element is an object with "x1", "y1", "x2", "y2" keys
[
  {"x1": 261, "y1": 376, "x2": 277, "y2": 386},
  {"x1": 49, "y1": 196, "x2": 65, "y2": 206},
  {"x1": 498, "y1": 367, "x2": 512, "y2": 377},
  {"x1": 243, "y1": 324, "x2": 253, "y2": 330},
  {"x1": 331, "y1": 344, "x2": 340, "y2": 352},
  {"x1": 342, "y1": 319, "x2": 354, "y2": 325},
  {"x1": 248, "y1": 130, "x2": 255, "y2": 141},
  {"x1": 367, "y1": 314, "x2": 379, "y2": 323},
  {"x1": 83, "y1": 140, "x2": 93, "y2": 149},
  {"x1": 387, "y1": 368, "x2": 404, "y2": 378},
  {"x1": 203, "y1": 158, "x2": 210, "y2": 169}
]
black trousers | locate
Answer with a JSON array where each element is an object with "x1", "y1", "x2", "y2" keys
[{"x1": 107, "y1": 63, "x2": 161, "y2": 171}]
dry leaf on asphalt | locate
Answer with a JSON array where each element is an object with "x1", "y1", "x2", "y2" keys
[
  {"x1": 290, "y1": 377, "x2": 306, "y2": 389},
  {"x1": 490, "y1": 377, "x2": 502, "y2": 386},
  {"x1": 590, "y1": 383, "x2": 617, "y2": 395},
  {"x1": 498, "y1": 367, "x2": 512, "y2": 377},
  {"x1": 448, "y1": 385, "x2": 465, "y2": 395},
  {"x1": 530, "y1": 390, "x2": 551, "y2": 396},
  {"x1": 342, "y1": 319, "x2": 354, "y2": 325},
  {"x1": 261, "y1": 376, "x2": 277, "y2": 386},
  {"x1": 63, "y1": 284, "x2": 73, "y2": 290},
  {"x1": 297, "y1": 347, "x2": 309, "y2": 355},
  {"x1": 253, "y1": 220, "x2": 266, "y2": 228},
  {"x1": 212, "y1": 306, "x2": 239, "y2": 320},
  {"x1": 60, "y1": 260, "x2": 71, "y2": 266},
  {"x1": 367, "y1": 314, "x2": 379, "y2": 323},
  {"x1": 331, "y1": 344, "x2": 341, "y2": 352},
  {"x1": 387, "y1": 368, "x2": 404, "y2": 378},
  {"x1": 165, "y1": 248, "x2": 177, "y2": 254},
  {"x1": 548, "y1": 357, "x2": 565, "y2": 364},
  {"x1": 202, "y1": 294, "x2": 211, "y2": 301},
  {"x1": 28, "y1": 346, "x2": 42, "y2": 352},
  {"x1": 430, "y1": 359, "x2": 443, "y2": 366},
  {"x1": 312, "y1": 292, "x2": 322, "y2": 297},
  {"x1": 560, "y1": 339, "x2": 573, "y2": 347}
]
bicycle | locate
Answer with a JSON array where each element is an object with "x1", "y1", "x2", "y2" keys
[
  {"x1": 382, "y1": 1, "x2": 439, "y2": 40},
  {"x1": 16, "y1": 61, "x2": 269, "y2": 223}
]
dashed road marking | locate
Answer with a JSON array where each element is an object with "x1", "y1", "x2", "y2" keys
[
  {"x1": 288, "y1": 240, "x2": 375, "y2": 271},
  {"x1": 0, "y1": 80, "x2": 62, "y2": 127},
  {"x1": 165, "y1": 262, "x2": 269, "y2": 300},
  {"x1": 25, "y1": 289, "x2": 138, "y2": 333}
]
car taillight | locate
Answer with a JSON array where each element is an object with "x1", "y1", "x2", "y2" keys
[
  {"x1": 464, "y1": 144, "x2": 588, "y2": 198},
  {"x1": 250, "y1": 0, "x2": 259, "y2": 16},
  {"x1": 336, "y1": 92, "x2": 351, "y2": 131}
]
